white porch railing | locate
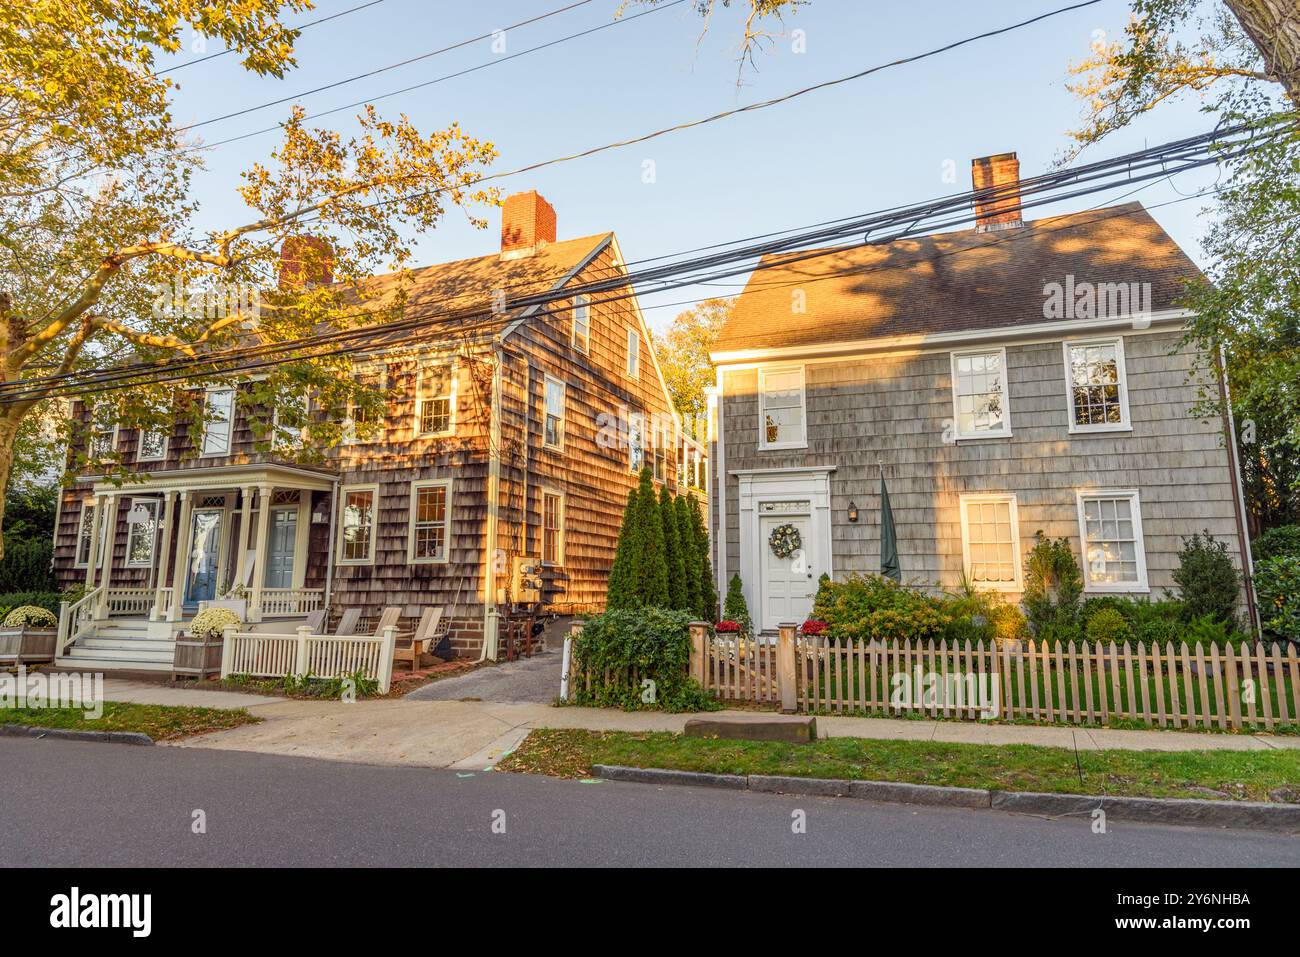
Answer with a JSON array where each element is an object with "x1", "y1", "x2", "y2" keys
[
  {"x1": 56, "y1": 586, "x2": 103, "y2": 659},
  {"x1": 105, "y1": 588, "x2": 155, "y2": 616},
  {"x1": 259, "y1": 588, "x2": 325, "y2": 618},
  {"x1": 220, "y1": 625, "x2": 397, "y2": 694}
]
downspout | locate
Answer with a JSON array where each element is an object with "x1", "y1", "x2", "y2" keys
[
  {"x1": 323, "y1": 478, "x2": 339, "y2": 627},
  {"x1": 1215, "y1": 343, "x2": 1259, "y2": 635},
  {"x1": 482, "y1": 344, "x2": 505, "y2": 661},
  {"x1": 711, "y1": 367, "x2": 727, "y2": 613}
]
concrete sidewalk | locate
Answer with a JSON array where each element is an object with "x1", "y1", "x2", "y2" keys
[{"x1": 112, "y1": 678, "x2": 1299, "y2": 769}]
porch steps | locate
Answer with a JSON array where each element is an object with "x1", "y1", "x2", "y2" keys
[{"x1": 60, "y1": 620, "x2": 177, "y2": 672}]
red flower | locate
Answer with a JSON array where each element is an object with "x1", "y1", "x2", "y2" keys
[
  {"x1": 715, "y1": 620, "x2": 741, "y2": 633},
  {"x1": 800, "y1": 619, "x2": 828, "y2": 635}
]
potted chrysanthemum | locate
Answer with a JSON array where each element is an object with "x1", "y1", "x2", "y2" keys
[
  {"x1": 173, "y1": 607, "x2": 243, "y2": 680},
  {"x1": 0, "y1": 605, "x2": 58, "y2": 665}
]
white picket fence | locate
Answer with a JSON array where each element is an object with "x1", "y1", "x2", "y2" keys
[{"x1": 220, "y1": 625, "x2": 398, "y2": 694}]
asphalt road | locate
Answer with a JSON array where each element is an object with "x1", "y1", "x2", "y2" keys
[{"x1": 2, "y1": 737, "x2": 1297, "y2": 867}]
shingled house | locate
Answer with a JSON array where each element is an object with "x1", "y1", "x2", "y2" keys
[
  {"x1": 707, "y1": 153, "x2": 1253, "y2": 634},
  {"x1": 52, "y1": 191, "x2": 706, "y2": 669}
]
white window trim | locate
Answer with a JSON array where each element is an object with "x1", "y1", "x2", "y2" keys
[
  {"x1": 757, "y1": 365, "x2": 809, "y2": 451},
  {"x1": 415, "y1": 359, "x2": 457, "y2": 439},
  {"x1": 543, "y1": 374, "x2": 565, "y2": 451},
  {"x1": 407, "y1": 478, "x2": 453, "y2": 565},
  {"x1": 626, "y1": 326, "x2": 639, "y2": 379},
  {"x1": 627, "y1": 411, "x2": 645, "y2": 473},
  {"x1": 950, "y1": 347, "x2": 1012, "y2": 441},
  {"x1": 135, "y1": 427, "x2": 168, "y2": 463},
  {"x1": 336, "y1": 483, "x2": 379, "y2": 566},
  {"x1": 571, "y1": 294, "x2": 590, "y2": 354},
  {"x1": 1063, "y1": 336, "x2": 1132, "y2": 434},
  {"x1": 73, "y1": 501, "x2": 108, "y2": 570},
  {"x1": 958, "y1": 493, "x2": 1023, "y2": 592},
  {"x1": 1075, "y1": 488, "x2": 1149, "y2": 593},
  {"x1": 201, "y1": 386, "x2": 235, "y2": 457},
  {"x1": 124, "y1": 498, "x2": 160, "y2": 567},
  {"x1": 343, "y1": 362, "x2": 386, "y2": 446},
  {"x1": 541, "y1": 488, "x2": 565, "y2": 567}
]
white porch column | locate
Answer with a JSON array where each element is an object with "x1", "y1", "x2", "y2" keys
[
  {"x1": 83, "y1": 492, "x2": 106, "y2": 590},
  {"x1": 151, "y1": 490, "x2": 177, "y2": 621},
  {"x1": 233, "y1": 484, "x2": 253, "y2": 589},
  {"x1": 94, "y1": 493, "x2": 118, "y2": 618},
  {"x1": 168, "y1": 491, "x2": 194, "y2": 622},
  {"x1": 248, "y1": 484, "x2": 273, "y2": 622}
]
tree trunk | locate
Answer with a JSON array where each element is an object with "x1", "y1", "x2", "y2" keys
[
  {"x1": 1225, "y1": 0, "x2": 1300, "y2": 107},
  {"x1": 0, "y1": 408, "x2": 22, "y2": 563}
]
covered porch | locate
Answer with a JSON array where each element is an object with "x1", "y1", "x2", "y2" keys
[{"x1": 71, "y1": 463, "x2": 339, "y2": 632}]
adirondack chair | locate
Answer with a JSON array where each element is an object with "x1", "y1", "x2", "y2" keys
[
  {"x1": 334, "y1": 608, "x2": 361, "y2": 636},
  {"x1": 392, "y1": 607, "x2": 443, "y2": 673}
]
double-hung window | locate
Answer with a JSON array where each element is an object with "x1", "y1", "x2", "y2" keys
[
  {"x1": 136, "y1": 427, "x2": 167, "y2": 462},
  {"x1": 416, "y1": 361, "x2": 453, "y2": 437},
  {"x1": 626, "y1": 327, "x2": 639, "y2": 378},
  {"x1": 951, "y1": 348, "x2": 1010, "y2": 439},
  {"x1": 125, "y1": 499, "x2": 160, "y2": 567},
  {"x1": 345, "y1": 364, "x2": 386, "y2": 444},
  {"x1": 652, "y1": 418, "x2": 669, "y2": 483},
  {"x1": 959, "y1": 494, "x2": 1022, "y2": 591},
  {"x1": 74, "y1": 502, "x2": 108, "y2": 568},
  {"x1": 338, "y1": 484, "x2": 378, "y2": 564},
  {"x1": 627, "y1": 413, "x2": 645, "y2": 472},
  {"x1": 1064, "y1": 337, "x2": 1130, "y2": 432},
  {"x1": 1076, "y1": 490, "x2": 1148, "y2": 591},
  {"x1": 544, "y1": 376, "x2": 565, "y2": 450},
  {"x1": 202, "y1": 387, "x2": 235, "y2": 456},
  {"x1": 408, "y1": 479, "x2": 452, "y2": 564},
  {"x1": 758, "y1": 366, "x2": 807, "y2": 449},
  {"x1": 572, "y1": 295, "x2": 590, "y2": 354},
  {"x1": 87, "y1": 404, "x2": 117, "y2": 460},
  {"x1": 542, "y1": 491, "x2": 564, "y2": 566}
]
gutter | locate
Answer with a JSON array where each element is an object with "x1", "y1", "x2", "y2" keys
[
  {"x1": 1215, "y1": 343, "x2": 1259, "y2": 635},
  {"x1": 481, "y1": 343, "x2": 505, "y2": 662}
]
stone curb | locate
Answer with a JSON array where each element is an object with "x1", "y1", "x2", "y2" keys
[
  {"x1": 591, "y1": 765, "x2": 1300, "y2": 832},
  {"x1": 0, "y1": 724, "x2": 154, "y2": 746}
]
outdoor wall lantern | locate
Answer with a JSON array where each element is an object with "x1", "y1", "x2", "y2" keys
[{"x1": 847, "y1": 500, "x2": 859, "y2": 523}]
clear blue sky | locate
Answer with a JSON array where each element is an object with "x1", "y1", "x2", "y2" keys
[{"x1": 158, "y1": 0, "x2": 1223, "y2": 332}]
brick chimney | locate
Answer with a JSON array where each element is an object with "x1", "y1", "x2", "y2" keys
[
  {"x1": 500, "y1": 190, "x2": 556, "y2": 259},
  {"x1": 279, "y1": 235, "x2": 334, "y2": 288},
  {"x1": 971, "y1": 152, "x2": 1023, "y2": 232}
]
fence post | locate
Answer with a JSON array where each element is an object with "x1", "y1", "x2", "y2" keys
[
  {"x1": 295, "y1": 626, "x2": 311, "y2": 677},
  {"x1": 688, "y1": 621, "x2": 708, "y2": 686},
  {"x1": 378, "y1": 625, "x2": 397, "y2": 694},
  {"x1": 220, "y1": 624, "x2": 236, "y2": 679},
  {"x1": 778, "y1": 622, "x2": 798, "y2": 714}
]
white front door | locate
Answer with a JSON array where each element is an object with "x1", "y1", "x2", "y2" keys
[{"x1": 759, "y1": 514, "x2": 815, "y2": 632}]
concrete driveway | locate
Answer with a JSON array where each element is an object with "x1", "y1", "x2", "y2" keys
[{"x1": 404, "y1": 648, "x2": 563, "y2": 704}]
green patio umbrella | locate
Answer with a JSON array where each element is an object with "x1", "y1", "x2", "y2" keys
[{"x1": 879, "y1": 463, "x2": 901, "y2": 582}]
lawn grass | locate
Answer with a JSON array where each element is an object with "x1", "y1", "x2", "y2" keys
[
  {"x1": 0, "y1": 701, "x2": 260, "y2": 740},
  {"x1": 499, "y1": 728, "x2": 1300, "y2": 803}
]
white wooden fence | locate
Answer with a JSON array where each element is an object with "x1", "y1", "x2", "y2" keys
[{"x1": 220, "y1": 625, "x2": 398, "y2": 694}]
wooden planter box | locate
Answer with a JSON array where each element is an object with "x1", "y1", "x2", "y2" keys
[
  {"x1": 0, "y1": 628, "x2": 57, "y2": 666},
  {"x1": 173, "y1": 632, "x2": 223, "y2": 680}
]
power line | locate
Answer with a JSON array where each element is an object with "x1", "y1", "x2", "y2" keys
[
  {"x1": 189, "y1": 1, "x2": 687, "y2": 155},
  {"x1": 176, "y1": 0, "x2": 598, "y2": 132},
  {"x1": 4, "y1": 123, "x2": 1269, "y2": 405},
  {"x1": 155, "y1": 0, "x2": 392, "y2": 76}
]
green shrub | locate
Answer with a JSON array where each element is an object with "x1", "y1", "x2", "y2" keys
[
  {"x1": 1171, "y1": 530, "x2": 1241, "y2": 627},
  {"x1": 570, "y1": 607, "x2": 716, "y2": 711},
  {"x1": 1135, "y1": 618, "x2": 1182, "y2": 646},
  {"x1": 0, "y1": 538, "x2": 55, "y2": 593},
  {"x1": 2, "y1": 605, "x2": 57, "y2": 628},
  {"x1": 1183, "y1": 613, "x2": 1246, "y2": 649},
  {"x1": 990, "y1": 604, "x2": 1029, "y2": 643},
  {"x1": 1252, "y1": 525, "x2": 1300, "y2": 563},
  {"x1": 937, "y1": 580, "x2": 1025, "y2": 645},
  {"x1": 659, "y1": 488, "x2": 687, "y2": 612},
  {"x1": 686, "y1": 496, "x2": 717, "y2": 621},
  {"x1": 816, "y1": 573, "x2": 950, "y2": 644},
  {"x1": 0, "y1": 590, "x2": 62, "y2": 622},
  {"x1": 723, "y1": 574, "x2": 753, "y2": 637},
  {"x1": 1085, "y1": 606, "x2": 1132, "y2": 644},
  {"x1": 1022, "y1": 532, "x2": 1083, "y2": 636},
  {"x1": 1254, "y1": 555, "x2": 1300, "y2": 643},
  {"x1": 1039, "y1": 620, "x2": 1085, "y2": 645}
]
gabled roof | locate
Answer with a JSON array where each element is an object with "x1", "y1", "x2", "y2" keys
[
  {"x1": 713, "y1": 203, "x2": 1202, "y2": 356},
  {"x1": 351, "y1": 232, "x2": 612, "y2": 349}
]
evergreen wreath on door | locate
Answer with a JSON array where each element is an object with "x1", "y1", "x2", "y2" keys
[{"x1": 769, "y1": 523, "x2": 802, "y2": 559}]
